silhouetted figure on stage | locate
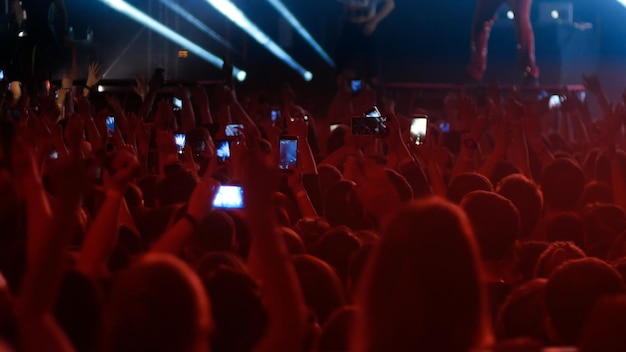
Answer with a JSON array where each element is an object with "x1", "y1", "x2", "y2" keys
[
  {"x1": 468, "y1": 0, "x2": 539, "y2": 84},
  {"x1": 10, "y1": 0, "x2": 68, "y2": 94},
  {"x1": 336, "y1": 0, "x2": 395, "y2": 80}
]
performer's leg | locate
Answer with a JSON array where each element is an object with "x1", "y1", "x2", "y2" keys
[
  {"x1": 509, "y1": 0, "x2": 539, "y2": 78},
  {"x1": 468, "y1": 0, "x2": 505, "y2": 80}
]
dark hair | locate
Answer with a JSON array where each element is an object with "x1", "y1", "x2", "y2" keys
[
  {"x1": 280, "y1": 227, "x2": 306, "y2": 255},
  {"x1": 540, "y1": 158, "x2": 585, "y2": 211},
  {"x1": 490, "y1": 160, "x2": 522, "y2": 187},
  {"x1": 534, "y1": 241, "x2": 585, "y2": 278},
  {"x1": 513, "y1": 241, "x2": 550, "y2": 283},
  {"x1": 323, "y1": 180, "x2": 369, "y2": 230},
  {"x1": 460, "y1": 191, "x2": 521, "y2": 261},
  {"x1": 317, "y1": 164, "x2": 343, "y2": 199},
  {"x1": 497, "y1": 174, "x2": 543, "y2": 240},
  {"x1": 496, "y1": 278, "x2": 549, "y2": 344},
  {"x1": 545, "y1": 258, "x2": 624, "y2": 344},
  {"x1": 293, "y1": 217, "x2": 331, "y2": 252},
  {"x1": 579, "y1": 181, "x2": 613, "y2": 207},
  {"x1": 447, "y1": 172, "x2": 493, "y2": 204},
  {"x1": 579, "y1": 294, "x2": 626, "y2": 352},
  {"x1": 155, "y1": 170, "x2": 199, "y2": 207},
  {"x1": 319, "y1": 306, "x2": 356, "y2": 352},
  {"x1": 314, "y1": 227, "x2": 361, "y2": 283},
  {"x1": 583, "y1": 204, "x2": 626, "y2": 259},
  {"x1": 545, "y1": 213, "x2": 585, "y2": 249},
  {"x1": 384, "y1": 169, "x2": 413, "y2": 202}
]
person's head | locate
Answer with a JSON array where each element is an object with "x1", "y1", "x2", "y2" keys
[
  {"x1": 384, "y1": 169, "x2": 413, "y2": 202},
  {"x1": 579, "y1": 294, "x2": 626, "y2": 352},
  {"x1": 326, "y1": 125, "x2": 348, "y2": 155},
  {"x1": 513, "y1": 241, "x2": 550, "y2": 283},
  {"x1": 490, "y1": 160, "x2": 522, "y2": 187},
  {"x1": 583, "y1": 203, "x2": 626, "y2": 259},
  {"x1": 446, "y1": 172, "x2": 493, "y2": 204},
  {"x1": 293, "y1": 255, "x2": 346, "y2": 325},
  {"x1": 540, "y1": 158, "x2": 585, "y2": 211},
  {"x1": 496, "y1": 174, "x2": 543, "y2": 240},
  {"x1": 579, "y1": 181, "x2": 613, "y2": 207},
  {"x1": 460, "y1": 191, "x2": 521, "y2": 262},
  {"x1": 496, "y1": 278, "x2": 549, "y2": 344},
  {"x1": 202, "y1": 267, "x2": 268, "y2": 352},
  {"x1": 323, "y1": 180, "x2": 369, "y2": 230},
  {"x1": 101, "y1": 253, "x2": 211, "y2": 352},
  {"x1": 353, "y1": 198, "x2": 491, "y2": 351},
  {"x1": 607, "y1": 231, "x2": 626, "y2": 263},
  {"x1": 545, "y1": 257, "x2": 624, "y2": 344},
  {"x1": 155, "y1": 169, "x2": 199, "y2": 207},
  {"x1": 281, "y1": 227, "x2": 306, "y2": 255},
  {"x1": 318, "y1": 164, "x2": 343, "y2": 199},
  {"x1": 293, "y1": 217, "x2": 331, "y2": 252},
  {"x1": 315, "y1": 227, "x2": 361, "y2": 283},
  {"x1": 195, "y1": 251, "x2": 248, "y2": 278},
  {"x1": 319, "y1": 306, "x2": 357, "y2": 352},
  {"x1": 534, "y1": 241, "x2": 586, "y2": 278},
  {"x1": 182, "y1": 210, "x2": 237, "y2": 264},
  {"x1": 545, "y1": 213, "x2": 585, "y2": 249}
]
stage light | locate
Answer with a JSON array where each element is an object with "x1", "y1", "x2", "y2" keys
[
  {"x1": 236, "y1": 70, "x2": 247, "y2": 82},
  {"x1": 17, "y1": 30, "x2": 27, "y2": 37},
  {"x1": 620, "y1": 0, "x2": 626, "y2": 7},
  {"x1": 206, "y1": 0, "x2": 312, "y2": 80},
  {"x1": 506, "y1": 10, "x2": 514, "y2": 20},
  {"x1": 303, "y1": 71, "x2": 313, "y2": 82},
  {"x1": 97, "y1": 85, "x2": 104, "y2": 93},
  {"x1": 265, "y1": 0, "x2": 334, "y2": 68},
  {"x1": 157, "y1": 0, "x2": 234, "y2": 51},
  {"x1": 100, "y1": 0, "x2": 247, "y2": 81},
  {"x1": 551, "y1": 10, "x2": 559, "y2": 19}
]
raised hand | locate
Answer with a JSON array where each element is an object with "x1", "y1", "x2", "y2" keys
[
  {"x1": 86, "y1": 62, "x2": 103, "y2": 89},
  {"x1": 105, "y1": 149, "x2": 141, "y2": 192},
  {"x1": 133, "y1": 74, "x2": 147, "y2": 101}
]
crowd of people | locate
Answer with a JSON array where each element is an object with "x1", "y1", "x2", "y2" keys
[{"x1": 0, "y1": 58, "x2": 626, "y2": 352}]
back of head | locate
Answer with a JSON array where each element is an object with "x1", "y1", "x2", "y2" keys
[
  {"x1": 497, "y1": 174, "x2": 543, "y2": 240},
  {"x1": 196, "y1": 251, "x2": 248, "y2": 278},
  {"x1": 281, "y1": 227, "x2": 306, "y2": 255},
  {"x1": 319, "y1": 306, "x2": 357, "y2": 352},
  {"x1": 101, "y1": 253, "x2": 211, "y2": 352},
  {"x1": 323, "y1": 180, "x2": 369, "y2": 229},
  {"x1": 326, "y1": 125, "x2": 348, "y2": 155},
  {"x1": 580, "y1": 181, "x2": 613, "y2": 207},
  {"x1": 353, "y1": 198, "x2": 490, "y2": 352},
  {"x1": 293, "y1": 217, "x2": 331, "y2": 252},
  {"x1": 155, "y1": 169, "x2": 199, "y2": 207},
  {"x1": 545, "y1": 257, "x2": 624, "y2": 344},
  {"x1": 293, "y1": 254, "x2": 346, "y2": 325},
  {"x1": 318, "y1": 164, "x2": 343, "y2": 199},
  {"x1": 191, "y1": 210, "x2": 237, "y2": 256},
  {"x1": 490, "y1": 160, "x2": 522, "y2": 187},
  {"x1": 579, "y1": 294, "x2": 626, "y2": 352},
  {"x1": 384, "y1": 169, "x2": 413, "y2": 202},
  {"x1": 202, "y1": 267, "x2": 268, "y2": 352},
  {"x1": 534, "y1": 241, "x2": 586, "y2": 278},
  {"x1": 583, "y1": 203, "x2": 626, "y2": 259},
  {"x1": 447, "y1": 172, "x2": 493, "y2": 204},
  {"x1": 315, "y1": 227, "x2": 361, "y2": 282},
  {"x1": 540, "y1": 158, "x2": 585, "y2": 211},
  {"x1": 514, "y1": 241, "x2": 550, "y2": 283},
  {"x1": 460, "y1": 191, "x2": 521, "y2": 262},
  {"x1": 545, "y1": 213, "x2": 585, "y2": 249},
  {"x1": 496, "y1": 279, "x2": 549, "y2": 344}
]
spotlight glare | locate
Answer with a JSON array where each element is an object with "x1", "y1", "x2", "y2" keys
[
  {"x1": 157, "y1": 0, "x2": 234, "y2": 50},
  {"x1": 506, "y1": 10, "x2": 514, "y2": 20},
  {"x1": 18, "y1": 30, "x2": 27, "y2": 37},
  {"x1": 236, "y1": 70, "x2": 247, "y2": 82},
  {"x1": 303, "y1": 71, "x2": 313, "y2": 82},
  {"x1": 100, "y1": 0, "x2": 245, "y2": 80},
  {"x1": 206, "y1": 0, "x2": 311, "y2": 79},
  {"x1": 551, "y1": 10, "x2": 559, "y2": 19},
  {"x1": 97, "y1": 85, "x2": 104, "y2": 93},
  {"x1": 265, "y1": 0, "x2": 335, "y2": 68}
]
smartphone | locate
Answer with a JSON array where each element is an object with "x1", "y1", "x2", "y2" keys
[
  {"x1": 54, "y1": 89, "x2": 59, "y2": 100},
  {"x1": 271, "y1": 108, "x2": 281, "y2": 122},
  {"x1": 0, "y1": 70, "x2": 4, "y2": 81},
  {"x1": 225, "y1": 124, "x2": 243, "y2": 137},
  {"x1": 106, "y1": 116, "x2": 115, "y2": 136},
  {"x1": 439, "y1": 121, "x2": 450, "y2": 133},
  {"x1": 172, "y1": 97, "x2": 183, "y2": 111},
  {"x1": 351, "y1": 117, "x2": 388, "y2": 136},
  {"x1": 549, "y1": 95, "x2": 562, "y2": 110},
  {"x1": 215, "y1": 140, "x2": 231, "y2": 164},
  {"x1": 410, "y1": 114, "x2": 428, "y2": 145},
  {"x1": 351, "y1": 79, "x2": 363, "y2": 95},
  {"x1": 279, "y1": 136, "x2": 298, "y2": 170},
  {"x1": 365, "y1": 106, "x2": 381, "y2": 118},
  {"x1": 212, "y1": 185, "x2": 244, "y2": 209},
  {"x1": 48, "y1": 150, "x2": 59, "y2": 160},
  {"x1": 329, "y1": 123, "x2": 341, "y2": 133},
  {"x1": 174, "y1": 133, "x2": 186, "y2": 155}
]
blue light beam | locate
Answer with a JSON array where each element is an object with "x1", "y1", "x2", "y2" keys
[
  {"x1": 265, "y1": 0, "x2": 334, "y2": 68},
  {"x1": 157, "y1": 0, "x2": 235, "y2": 51},
  {"x1": 205, "y1": 0, "x2": 313, "y2": 81},
  {"x1": 100, "y1": 0, "x2": 246, "y2": 81}
]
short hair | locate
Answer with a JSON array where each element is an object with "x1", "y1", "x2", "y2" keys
[
  {"x1": 540, "y1": 158, "x2": 585, "y2": 211},
  {"x1": 460, "y1": 191, "x2": 521, "y2": 261},
  {"x1": 497, "y1": 174, "x2": 543, "y2": 240},
  {"x1": 545, "y1": 213, "x2": 585, "y2": 249},
  {"x1": 384, "y1": 169, "x2": 413, "y2": 202},
  {"x1": 545, "y1": 258, "x2": 624, "y2": 344},
  {"x1": 496, "y1": 278, "x2": 549, "y2": 343},
  {"x1": 318, "y1": 164, "x2": 343, "y2": 199},
  {"x1": 280, "y1": 227, "x2": 306, "y2": 255},
  {"x1": 579, "y1": 181, "x2": 613, "y2": 207},
  {"x1": 293, "y1": 254, "x2": 346, "y2": 325},
  {"x1": 314, "y1": 227, "x2": 361, "y2": 282},
  {"x1": 490, "y1": 160, "x2": 522, "y2": 187},
  {"x1": 447, "y1": 173, "x2": 493, "y2": 204},
  {"x1": 583, "y1": 204, "x2": 626, "y2": 259},
  {"x1": 185, "y1": 210, "x2": 237, "y2": 260},
  {"x1": 534, "y1": 241, "x2": 586, "y2": 278},
  {"x1": 513, "y1": 241, "x2": 550, "y2": 283},
  {"x1": 293, "y1": 217, "x2": 331, "y2": 252},
  {"x1": 155, "y1": 169, "x2": 199, "y2": 207},
  {"x1": 579, "y1": 294, "x2": 626, "y2": 352},
  {"x1": 319, "y1": 306, "x2": 357, "y2": 352}
]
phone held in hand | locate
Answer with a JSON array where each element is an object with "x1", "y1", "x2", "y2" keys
[
  {"x1": 225, "y1": 124, "x2": 244, "y2": 137},
  {"x1": 549, "y1": 95, "x2": 563, "y2": 110},
  {"x1": 352, "y1": 117, "x2": 388, "y2": 136},
  {"x1": 106, "y1": 116, "x2": 115, "y2": 137},
  {"x1": 213, "y1": 185, "x2": 244, "y2": 209},
  {"x1": 410, "y1": 114, "x2": 428, "y2": 145},
  {"x1": 364, "y1": 106, "x2": 381, "y2": 118},
  {"x1": 439, "y1": 120, "x2": 450, "y2": 133},
  {"x1": 174, "y1": 133, "x2": 186, "y2": 155},
  {"x1": 351, "y1": 79, "x2": 363, "y2": 95},
  {"x1": 279, "y1": 136, "x2": 298, "y2": 170},
  {"x1": 215, "y1": 140, "x2": 231, "y2": 164},
  {"x1": 172, "y1": 97, "x2": 183, "y2": 111},
  {"x1": 271, "y1": 108, "x2": 281, "y2": 122}
]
